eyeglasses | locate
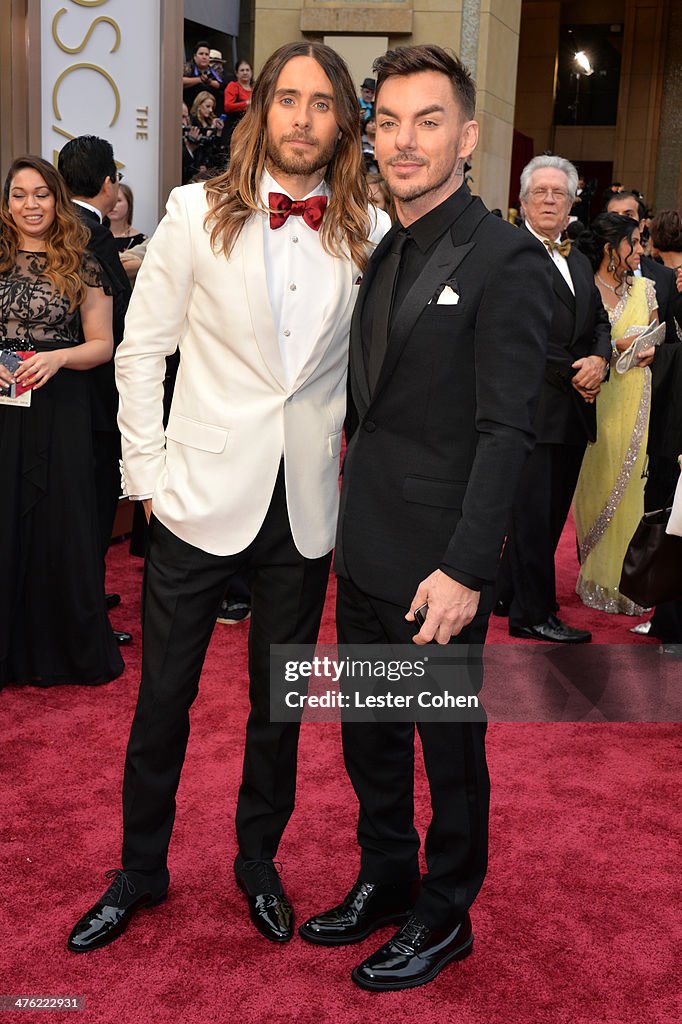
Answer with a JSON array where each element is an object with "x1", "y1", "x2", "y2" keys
[{"x1": 529, "y1": 187, "x2": 569, "y2": 201}]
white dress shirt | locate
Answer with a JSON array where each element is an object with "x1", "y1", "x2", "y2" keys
[
  {"x1": 260, "y1": 169, "x2": 335, "y2": 387},
  {"x1": 73, "y1": 199, "x2": 103, "y2": 223},
  {"x1": 525, "y1": 220, "x2": 575, "y2": 296}
]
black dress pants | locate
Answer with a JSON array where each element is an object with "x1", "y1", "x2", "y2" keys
[
  {"x1": 336, "y1": 575, "x2": 490, "y2": 930},
  {"x1": 121, "y1": 466, "x2": 331, "y2": 872},
  {"x1": 496, "y1": 440, "x2": 586, "y2": 627}
]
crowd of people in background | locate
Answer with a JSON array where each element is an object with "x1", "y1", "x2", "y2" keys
[
  {"x1": 1, "y1": 37, "x2": 681, "y2": 696},
  {"x1": 1, "y1": 38, "x2": 681, "y2": 1005}
]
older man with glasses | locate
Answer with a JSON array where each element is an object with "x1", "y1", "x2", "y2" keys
[{"x1": 494, "y1": 154, "x2": 612, "y2": 643}]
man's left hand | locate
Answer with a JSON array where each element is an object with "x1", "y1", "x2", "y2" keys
[
  {"x1": 406, "y1": 570, "x2": 480, "y2": 645},
  {"x1": 571, "y1": 354, "x2": 608, "y2": 392}
]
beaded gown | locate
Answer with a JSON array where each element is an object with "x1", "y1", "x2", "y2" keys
[
  {"x1": 573, "y1": 276, "x2": 657, "y2": 614},
  {"x1": 0, "y1": 251, "x2": 124, "y2": 687}
]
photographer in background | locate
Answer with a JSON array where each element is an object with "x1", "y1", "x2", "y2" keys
[
  {"x1": 181, "y1": 102, "x2": 202, "y2": 184},
  {"x1": 182, "y1": 40, "x2": 224, "y2": 113},
  {"x1": 189, "y1": 92, "x2": 227, "y2": 177}
]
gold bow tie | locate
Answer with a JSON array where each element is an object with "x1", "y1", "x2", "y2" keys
[{"x1": 544, "y1": 238, "x2": 571, "y2": 258}]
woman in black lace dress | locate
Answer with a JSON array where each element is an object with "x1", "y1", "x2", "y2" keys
[{"x1": 0, "y1": 155, "x2": 124, "y2": 687}]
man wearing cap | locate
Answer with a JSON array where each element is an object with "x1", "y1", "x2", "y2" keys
[{"x1": 358, "y1": 78, "x2": 375, "y2": 125}]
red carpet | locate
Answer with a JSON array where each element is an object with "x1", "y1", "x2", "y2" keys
[{"x1": 0, "y1": 521, "x2": 678, "y2": 1024}]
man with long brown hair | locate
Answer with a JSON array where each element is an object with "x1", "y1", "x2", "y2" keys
[{"x1": 67, "y1": 41, "x2": 388, "y2": 954}]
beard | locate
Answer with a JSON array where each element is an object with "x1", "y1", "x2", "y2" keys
[{"x1": 267, "y1": 132, "x2": 338, "y2": 177}]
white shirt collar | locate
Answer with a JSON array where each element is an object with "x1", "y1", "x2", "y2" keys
[
  {"x1": 73, "y1": 199, "x2": 103, "y2": 223},
  {"x1": 525, "y1": 220, "x2": 561, "y2": 245},
  {"x1": 259, "y1": 167, "x2": 329, "y2": 206}
]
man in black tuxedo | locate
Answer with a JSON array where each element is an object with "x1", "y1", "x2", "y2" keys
[
  {"x1": 494, "y1": 156, "x2": 612, "y2": 642},
  {"x1": 58, "y1": 136, "x2": 132, "y2": 644},
  {"x1": 299, "y1": 45, "x2": 554, "y2": 991}
]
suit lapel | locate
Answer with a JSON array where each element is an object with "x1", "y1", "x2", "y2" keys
[
  {"x1": 371, "y1": 232, "x2": 475, "y2": 402},
  {"x1": 289, "y1": 244, "x2": 355, "y2": 392},
  {"x1": 350, "y1": 226, "x2": 400, "y2": 412},
  {"x1": 241, "y1": 215, "x2": 287, "y2": 391},
  {"x1": 550, "y1": 258, "x2": 576, "y2": 314},
  {"x1": 567, "y1": 250, "x2": 588, "y2": 345}
]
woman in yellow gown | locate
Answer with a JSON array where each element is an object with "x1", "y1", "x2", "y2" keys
[{"x1": 573, "y1": 213, "x2": 658, "y2": 613}]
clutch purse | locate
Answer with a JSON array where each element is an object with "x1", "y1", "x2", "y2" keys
[
  {"x1": 615, "y1": 321, "x2": 666, "y2": 374},
  {"x1": 619, "y1": 506, "x2": 682, "y2": 606}
]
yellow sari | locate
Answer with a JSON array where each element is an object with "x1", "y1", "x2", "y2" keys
[{"x1": 573, "y1": 276, "x2": 656, "y2": 614}]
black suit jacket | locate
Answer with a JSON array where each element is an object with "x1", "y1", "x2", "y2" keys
[
  {"x1": 641, "y1": 255, "x2": 680, "y2": 346},
  {"x1": 531, "y1": 241, "x2": 611, "y2": 446},
  {"x1": 74, "y1": 204, "x2": 131, "y2": 431},
  {"x1": 335, "y1": 194, "x2": 554, "y2": 608}
]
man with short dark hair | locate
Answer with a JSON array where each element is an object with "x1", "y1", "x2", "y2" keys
[
  {"x1": 300, "y1": 44, "x2": 554, "y2": 991},
  {"x1": 58, "y1": 136, "x2": 132, "y2": 645},
  {"x1": 182, "y1": 40, "x2": 224, "y2": 113}
]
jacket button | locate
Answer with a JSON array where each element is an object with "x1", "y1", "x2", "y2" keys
[{"x1": 363, "y1": 420, "x2": 376, "y2": 432}]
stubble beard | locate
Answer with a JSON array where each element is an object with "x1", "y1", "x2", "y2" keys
[
  {"x1": 267, "y1": 134, "x2": 338, "y2": 178},
  {"x1": 382, "y1": 154, "x2": 464, "y2": 206}
]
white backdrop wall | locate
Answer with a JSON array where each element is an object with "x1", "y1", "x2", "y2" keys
[{"x1": 41, "y1": 0, "x2": 162, "y2": 235}]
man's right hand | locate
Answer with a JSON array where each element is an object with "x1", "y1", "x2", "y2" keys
[{"x1": 143, "y1": 499, "x2": 152, "y2": 523}]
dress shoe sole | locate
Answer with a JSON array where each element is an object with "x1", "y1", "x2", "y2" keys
[
  {"x1": 67, "y1": 893, "x2": 167, "y2": 953},
  {"x1": 509, "y1": 626, "x2": 591, "y2": 644},
  {"x1": 299, "y1": 909, "x2": 413, "y2": 946},
  {"x1": 235, "y1": 876, "x2": 293, "y2": 943},
  {"x1": 351, "y1": 935, "x2": 474, "y2": 992}
]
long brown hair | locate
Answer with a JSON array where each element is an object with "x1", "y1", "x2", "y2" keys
[
  {"x1": 0, "y1": 155, "x2": 90, "y2": 310},
  {"x1": 205, "y1": 41, "x2": 372, "y2": 270}
]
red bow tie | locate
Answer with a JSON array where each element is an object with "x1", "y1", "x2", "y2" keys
[{"x1": 268, "y1": 192, "x2": 327, "y2": 231}]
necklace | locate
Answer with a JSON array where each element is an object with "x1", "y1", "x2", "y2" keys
[
  {"x1": 596, "y1": 272, "x2": 617, "y2": 292},
  {"x1": 596, "y1": 272, "x2": 629, "y2": 295}
]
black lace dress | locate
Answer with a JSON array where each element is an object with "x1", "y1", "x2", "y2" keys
[{"x1": 0, "y1": 251, "x2": 124, "y2": 687}]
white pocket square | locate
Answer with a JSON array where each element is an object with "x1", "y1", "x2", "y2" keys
[{"x1": 436, "y1": 285, "x2": 460, "y2": 305}]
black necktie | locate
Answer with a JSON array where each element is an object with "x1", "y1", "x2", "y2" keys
[{"x1": 367, "y1": 230, "x2": 407, "y2": 396}]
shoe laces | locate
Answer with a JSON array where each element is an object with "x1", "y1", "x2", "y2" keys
[
  {"x1": 395, "y1": 916, "x2": 430, "y2": 952},
  {"x1": 344, "y1": 880, "x2": 374, "y2": 911},
  {"x1": 240, "y1": 859, "x2": 283, "y2": 891},
  {"x1": 103, "y1": 869, "x2": 137, "y2": 902}
]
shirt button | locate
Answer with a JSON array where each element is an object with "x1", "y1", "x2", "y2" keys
[
  {"x1": 283, "y1": 329, "x2": 291, "y2": 337},
  {"x1": 292, "y1": 236, "x2": 299, "y2": 243},
  {"x1": 290, "y1": 283, "x2": 296, "y2": 291}
]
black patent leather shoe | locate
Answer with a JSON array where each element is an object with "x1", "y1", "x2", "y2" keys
[
  {"x1": 299, "y1": 879, "x2": 418, "y2": 946},
  {"x1": 492, "y1": 600, "x2": 509, "y2": 617},
  {"x1": 67, "y1": 868, "x2": 169, "y2": 953},
  {"x1": 509, "y1": 614, "x2": 591, "y2": 644},
  {"x1": 105, "y1": 593, "x2": 121, "y2": 610},
  {"x1": 113, "y1": 630, "x2": 133, "y2": 645},
  {"x1": 234, "y1": 856, "x2": 293, "y2": 943},
  {"x1": 351, "y1": 912, "x2": 473, "y2": 992}
]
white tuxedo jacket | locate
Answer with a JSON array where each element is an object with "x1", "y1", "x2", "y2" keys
[{"x1": 116, "y1": 182, "x2": 389, "y2": 558}]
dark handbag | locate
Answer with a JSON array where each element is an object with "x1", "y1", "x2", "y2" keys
[{"x1": 619, "y1": 507, "x2": 682, "y2": 606}]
